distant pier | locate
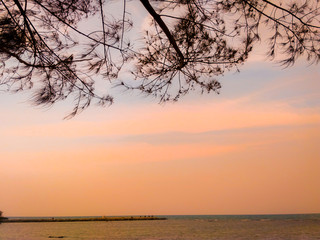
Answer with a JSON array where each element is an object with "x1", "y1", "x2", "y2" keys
[{"x1": 1, "y1": 216, "x2": 167, "y2": 223}]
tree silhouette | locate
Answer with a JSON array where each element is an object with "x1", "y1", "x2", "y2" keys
[
  {"x1": 0, "y1": 210, "x2": 7, "y2": 222},
  {"x1": 1, "y1": 0, "x2": 319, "y2": 117}
]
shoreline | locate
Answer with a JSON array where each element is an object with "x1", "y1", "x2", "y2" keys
[{"x1": 1, "y1": 216, "x2": 167, "y2": 223}]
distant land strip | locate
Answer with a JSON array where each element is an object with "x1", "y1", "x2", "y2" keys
[{"x1": 1, "y1": 216, "x2": 167, "y2": 223}]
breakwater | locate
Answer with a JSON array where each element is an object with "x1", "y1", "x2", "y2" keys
[
  {"x1": 1, "y1": 216, "x2": 166, "y2": 223},
  {"x1": 0, "y1": 217, "x2": 8, "y2": 222}
]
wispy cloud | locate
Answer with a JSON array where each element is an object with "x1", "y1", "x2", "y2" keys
[{"x1": 1, "y1": 51, "x2": 320, "y2": 216}]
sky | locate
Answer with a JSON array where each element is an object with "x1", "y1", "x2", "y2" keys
[{"x1": 0, "y1": 2, "x2": 320, "y2": 217}]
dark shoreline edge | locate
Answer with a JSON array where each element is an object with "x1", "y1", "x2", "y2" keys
[
  {"x1": 1, "y1": 216, "x2": 166, "y2": 223},
  {"x1": 0, "y1": 217, "x2": 8, "y2": 222}
]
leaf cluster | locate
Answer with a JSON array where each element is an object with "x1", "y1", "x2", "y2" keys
[{"x1": 0, "y1": 0, "x2": 319, "y2": 116}]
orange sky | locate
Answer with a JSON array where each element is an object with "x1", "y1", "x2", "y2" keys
[
  {"x1": 0, "y1": 1, "x2": 320, "y2": 217},
  {"x1": 1, "y1": 58, "x2": 319, "y2": 217}
]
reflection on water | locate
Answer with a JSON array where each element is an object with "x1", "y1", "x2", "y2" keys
[{"x1": 1, "y1": 215, "x2": 320, "y2": 240}]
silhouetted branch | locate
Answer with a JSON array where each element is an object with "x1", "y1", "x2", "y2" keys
[{"x1": 0, "y1": 0, "x2": 319, "y2": 117}]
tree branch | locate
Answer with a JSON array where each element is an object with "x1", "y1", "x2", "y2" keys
[
  {"x1": 140, "y1": 0, "x2": 186, "y2": 68},
  {"x1": 13, "y1": 0, "x2": 37, "y2": 47},
  {"x1": 262, "y1": 0, "x2": 320, "y2": 29}
]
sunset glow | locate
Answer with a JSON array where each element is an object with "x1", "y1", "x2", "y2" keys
[{"x1": 1, "y1": 56, "x2": 319, "y2": 217}]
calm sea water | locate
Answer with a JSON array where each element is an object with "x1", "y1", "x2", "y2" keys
[{"x1": 1, "y1": 214, "x2": 320, "y2": 239}]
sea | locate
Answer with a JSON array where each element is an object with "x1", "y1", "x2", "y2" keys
[{"x1": 1, "y1": 214, "x2": 320, "y2": 240}]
